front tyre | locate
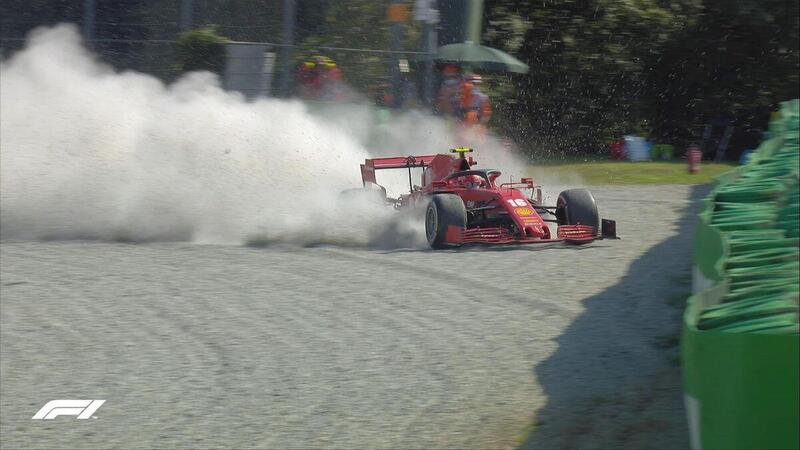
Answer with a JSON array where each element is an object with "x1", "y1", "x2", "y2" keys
[
  {"x1": 425, "y1": 194, "x2": 467, "y2": 249},
  {"x1": 555, "y1": 188, "x2": 599, "y2": 232}
]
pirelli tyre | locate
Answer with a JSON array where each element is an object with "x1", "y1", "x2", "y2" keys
[
  {"x1": 556, "y1": 188, "x2": 600, "y2": 233},
  {"x1": 425, "y1": 194, "x2": 467, "y2": 249}
]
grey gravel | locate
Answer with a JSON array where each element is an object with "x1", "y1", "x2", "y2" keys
[{"x1": 1, "y1": 185, "x2": 702, "y2": 449}]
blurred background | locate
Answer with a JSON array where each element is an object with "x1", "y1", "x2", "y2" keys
[{"x1": 1, "y1": 0, "x2": 798, "y2": 161}]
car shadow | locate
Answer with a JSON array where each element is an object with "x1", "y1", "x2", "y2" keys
[{"x1": 519, "y1": 184, "x2": 710, "y2": 450}]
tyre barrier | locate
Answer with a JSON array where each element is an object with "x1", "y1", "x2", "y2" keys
[{"x1": 683, "y1": 99, "x2": 799, "y2": 449}]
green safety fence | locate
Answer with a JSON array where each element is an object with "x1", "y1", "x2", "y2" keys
[{"x1": 683, "y1": 99, "x2": 800, "y2": 450}]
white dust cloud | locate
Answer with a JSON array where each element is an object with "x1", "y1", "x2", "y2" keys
[
  {"x1": 0, "y1": 25, "x2": 384, "y2": 246},
  {"x1": 0, "y1": 24, "x2": 558, "y2": 248}
]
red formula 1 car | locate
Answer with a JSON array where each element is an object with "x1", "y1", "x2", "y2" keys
[{"x1": 352, "y1": 147, "x2": 616, "y2": 249}]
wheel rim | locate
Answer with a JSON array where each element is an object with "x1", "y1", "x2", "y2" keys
[{"x1": 425, "y1": 206, "x2": 437, "y2": 242}]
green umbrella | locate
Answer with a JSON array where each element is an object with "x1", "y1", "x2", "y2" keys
[{"x1": 433, "y1": 42, "x2": 529, "y2": 74}]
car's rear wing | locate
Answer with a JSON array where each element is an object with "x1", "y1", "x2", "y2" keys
[{"x1": 360, "y1": 154, "x2": 438, "y2": 185}]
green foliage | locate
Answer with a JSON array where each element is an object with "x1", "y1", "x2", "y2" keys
[
  {"x1": 176, "y1": 26, "x2": 230, "y2": 74},
  {"x1": 297, "y1": 0, "x2": 421, "y2": 94},
  {"x1": 527, "y1": 160, "x2": 737, "y2": 185},
  {"x1": 484, "y1": 0, "x2": 799, "y2": 158},
  {"x1": 648, "y1": 1, "x2": 800, "y2": 150},
  {"x1": 652, "y1": 144, "x2": 675, "y2": 161}
]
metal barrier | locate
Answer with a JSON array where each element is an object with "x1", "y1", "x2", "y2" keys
[{"x1": 223, "y1": 42, "x2": 276, "y2": 99}]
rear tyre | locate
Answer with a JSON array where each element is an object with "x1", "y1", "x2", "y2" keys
[
  {"x1": 425, "y1": 194, "x2": 467, "y2": 249},
  {"x1": 556, "y1": 188, "x2": 599, "y2": 231}
]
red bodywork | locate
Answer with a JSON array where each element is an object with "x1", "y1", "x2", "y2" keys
[{"x1": 359, "y1": 151, "x2": 597, "y2": 245}]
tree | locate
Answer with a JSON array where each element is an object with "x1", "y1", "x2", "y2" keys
[
  {"x1": 176, "y1": 26, "x2": 230, "y2": 74},
  {"x1": 484, "y1": 0, "x2": 703, "y2": 156},
  {"x1": 482, "y1": 0, "x2": 798, "y2": 158},
  {"x1": 296, "y1": 0, "x2": 421, "y2": 95},
  {"x1": 647, "y1": 0, "x2": 800, "y2": 154}
]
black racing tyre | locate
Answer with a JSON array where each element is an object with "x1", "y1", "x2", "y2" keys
[
  {"x1": 425, "y1": 194, "x2": 467, "y2": 249},
  {"x1": 555, "y1": 188, "x2": 599, "y2": 231}
]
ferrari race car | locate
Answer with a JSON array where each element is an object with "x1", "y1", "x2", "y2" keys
[{"x1": 349, "y1": 147, "x2": 617, "y2": 249}]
